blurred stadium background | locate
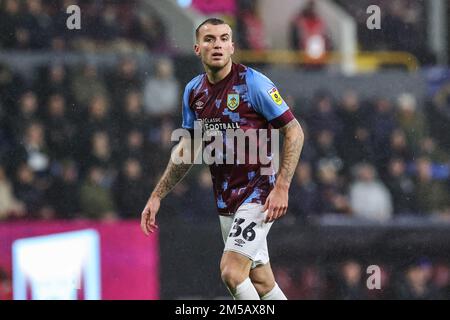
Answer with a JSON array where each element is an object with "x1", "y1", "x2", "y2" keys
[{"x1": 1, "y1": 0, "x2": 450, "y2": 300}]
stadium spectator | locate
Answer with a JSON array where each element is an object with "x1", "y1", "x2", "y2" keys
[
  {"x1": 369, "y1": 98, "x2": 397, "y2": 171},
  {"x1": 316, "y1": 160, "x2": 350, "y2": 215},
  {"x1": 0, "y1": 165, "x2": 25, "y2": 220},
  {"x1": 312, "y1": 129, "x2": 344, "y2": 173},
  {"x1": 134, "y1": 12, "x2": 167, "y2": 50},
  {"x1": 189, "y1": 167, "x2": 217, "y2": 222},
  {"x1": 349, "y1": 163, "x2": 393, "y2": 221},
  {"x1": 118, "y1": 129, "x2": 148, "y2": 169},
  {"x1": 431, "y1": 82, "x2": 450, "y2": 150},
  {"x1": 0, "y1": 106, "x2": 8, "y2": 161},
  {"x1": 289, "y1": 0, "x2": 331, "y2": 64},
  {"x1": 432, "y1": 262, "x2": 450, "y2": 300},
  {"x1": 50, "y1": 0, "x2": 79, "y2": 45},
  {"x1": 76, "y1": 94, "x2": 115, "y2": 162},
  {"x1": 10, "y1": 90, "x2": 40, "y2": 139},
  {"x1": 271, "y1": 266, "x2": 300, "y2": 300},
  {"x1": 306, "y1": 92, "x2": 342, "y2": 138},
  {"x1": 13, "y1": 163, "x2": 47, "y2": 218},
  {"x1": 108, "y1": 57, "x2": 142, "y2": 109},
  {"x1": 79, "y1": 166, "x2": 117, "y2": 220},
  {"x1": 290, "y1": 162, "x2": 320, "y2": 221},
  {"x1": 85, "y1": 131, "x2": 117, "y2": 185},
  {"x1": 388, "y1": 129, "x2": 414, "y2": 163},
  {"x1": 0, "y1": 63, "x2": 24, "y2": 114},
  {"x1": 44, "y1": 93, "x2": 76, "y2": 160},
  {"x1": 0, "y1": 268, "x2": 12, "y2": 300},
  {"x1": 118, "y1": 90, "x2": 148, "y2": 134},
  {"x1": 21, "y1": 0, "x2": 53, "y2": 49},
  {"x1": 383, "y1": 0, "x2": 431, "y2": 63},
  {"x1": 0, "y1": 0, "x2": 20, "y2": 48},
  {"x1": 295, "y1": 121, "x2": 317, "y2": 164},
  {"x1": 114, "y1": 158, "x2": 149, "y2": 219},
  {"x1": 85, "y1": 94, "x2": 113, "y2": 133},
  {"x1": 236, "y1": 0, "x2": 267, "y2": 51},
  {"x1": 295, "y1": 265, "x2": 325, "y2": 299},
  {"x1": 34, "y1": 63, "x2": 71, "y2": 105},
  {"x1": 95, "y1": 3, "x2": 121, "y2": 41},
  {"x1": 334, "y1": 260, "x2": 368, "y2": 300},
  {"x1": 336, "y1": 91, "x2": 374, "y2": 170},
  {"x1": 396, "y1": 93, "x2": 428, "y2": 153},
  {"x1": 385, "y1": 158, "x2": 416, "y2": 215},
  {"x1": 161, "y1": 181, "x2": 195, "y2": 222},
  {"x1": 71, "y1": 64, "x2": 108, "y2": 108},
  {"x1": 143, "y1": 58, "x2": 179, "y2": 119},
  {"x1": 147, "y1": 117, "x2": 177, "y2": 172},
  {"x1": 414, "y1": 157, "x2": 450, "y2": 216},
  {"x1": 395, "y1": 258, "x2": 440, "y2": 300},
  {"x1": 417, "y1": 137, "x2": 449, "y2": 163},
  {"x1": 46, "y1": 160, "x2": 80, "y2": 219},
  {"x1": 15, "y1": 122, "x2": 51, "y2": 176}
]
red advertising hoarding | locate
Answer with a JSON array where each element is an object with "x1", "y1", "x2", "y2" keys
[{"x1": 0, "y1": 220, "x2": 159, "y2": 300}]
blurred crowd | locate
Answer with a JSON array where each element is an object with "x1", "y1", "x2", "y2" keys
[
  {"x1": 0, "y1": 56, "x2": 181, "y2": 221},
  {"x1": 2, "y1": 257, "x2": 450, "y2": 300},
  {"x1": 0, "y1": 0, "x2": 168, "y2": 52},
  {"x1": 336, "y1": 0, "x2": 434, "y2": 64},
  {"x1": 273, "y1": 257, "x2": 450, "y2": 300},
  {"x1": 194, "y1": 0, "x2": 434, "y2": 65},
  {"x1": 1, "y1": 56, "x2": 450, "y2": 222},
  {"x1": 289, "y1": 89, "x2": 450, "y2": 223},
  {"x1": 0, "y1": 0, "x2": 437, "y2": 64}
]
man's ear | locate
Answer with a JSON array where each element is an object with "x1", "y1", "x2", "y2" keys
[{"x1": 194, "y1": 44, "x2": 201, "y2": 57}]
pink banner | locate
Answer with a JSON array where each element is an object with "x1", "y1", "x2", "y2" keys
[
  {"x1": 0, "y1": 220, "x2": 159, "y2": 300},
  {"x1": 191, "y1": 0, "x2": 236, "y2": 15}
]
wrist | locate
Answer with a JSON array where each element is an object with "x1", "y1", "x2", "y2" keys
[
  {"x1": 275, "y1": 178, "x2": 290, "y2": 191},
  {"x1": 150, "y1": 193, "x2": 162, "y2": 201}
]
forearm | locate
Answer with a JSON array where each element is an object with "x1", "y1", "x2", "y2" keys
[
  {"x1": 151, "y1": 138, "x2": 196, "y2": 199},
  {"x1": 151, "y1": 161, "x2": 193, "y2": 200},
  {"x1": 276, "y1": 120, "x2": 304, "y2": 188}
]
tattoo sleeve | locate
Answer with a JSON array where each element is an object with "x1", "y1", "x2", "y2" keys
[
  {"x1": 277, "y1": 119, "x2": 304, "y2": 185},
  {"x1": 151, "y1": 138, "x2": 195, "y2": 199}
]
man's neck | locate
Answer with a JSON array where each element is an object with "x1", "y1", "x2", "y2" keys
[{"x1": 205, "y1": 60, "x2": 233, "y2": 85}]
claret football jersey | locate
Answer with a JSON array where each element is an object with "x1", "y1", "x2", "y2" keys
[{"x1": 182, "y1": 63, "x2": 295, "y2": 215}]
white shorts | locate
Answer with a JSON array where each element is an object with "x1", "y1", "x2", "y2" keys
[{"x1": 219, "y1": 203, "x2": 273, "y2": 269}]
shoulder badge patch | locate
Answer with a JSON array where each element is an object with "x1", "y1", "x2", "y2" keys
[{"x1": 267, "y1": 87, "x2": 283, "y2": 105}]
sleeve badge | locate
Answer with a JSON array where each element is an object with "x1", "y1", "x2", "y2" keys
[{"x1": 267, "y1": 87, "x2": 283, "y2": 105}]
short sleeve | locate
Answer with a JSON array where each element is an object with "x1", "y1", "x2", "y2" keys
[
  {"x1": 246, "y1": 68, "x2": 295, "y2": 128},
  {"x1": 181, "y1": 84, "x2": 195, "y2": 129}
]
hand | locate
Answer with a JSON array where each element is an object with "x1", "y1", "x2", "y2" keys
[
  {"x1": 141, "y1": 195, "x2": 161, "y2": 236},
  {"x1": 263, "y1": 185, "x2": 288, "y2": 223}
]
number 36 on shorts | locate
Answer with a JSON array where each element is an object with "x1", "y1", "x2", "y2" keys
[{"x1": 229, "y1": 218, "x2": 257, "y2": 241}]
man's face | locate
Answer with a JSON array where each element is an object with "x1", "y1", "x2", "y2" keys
[{"x1": 194, "y1": 23, "x2": 234, "y2": 70}]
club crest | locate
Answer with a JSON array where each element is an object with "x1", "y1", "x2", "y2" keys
[{"x1": 227, "y1": 93, "x2": 240, "y2": 110}]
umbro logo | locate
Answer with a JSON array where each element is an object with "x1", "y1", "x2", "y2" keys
[
  {"x1": 195, "y1": 101, "x2": 205, "y2": 109},
  {"x1": 234, "y1": 239, "x2": 245, "y2": 247}
]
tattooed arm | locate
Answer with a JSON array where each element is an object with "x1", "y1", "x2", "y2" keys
[
  {"x1": 151, "y1": 137, "x2": 195, "y2": 200},
  {"x1": 141, "y1": 136, "x2": 199, "y2": 235},
  {"x1": 276, "y1": 119, "x2": 304, "y2": 187},
  {"x1": 263, "y1": 119, "x2": 304, "y2": 223}
]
